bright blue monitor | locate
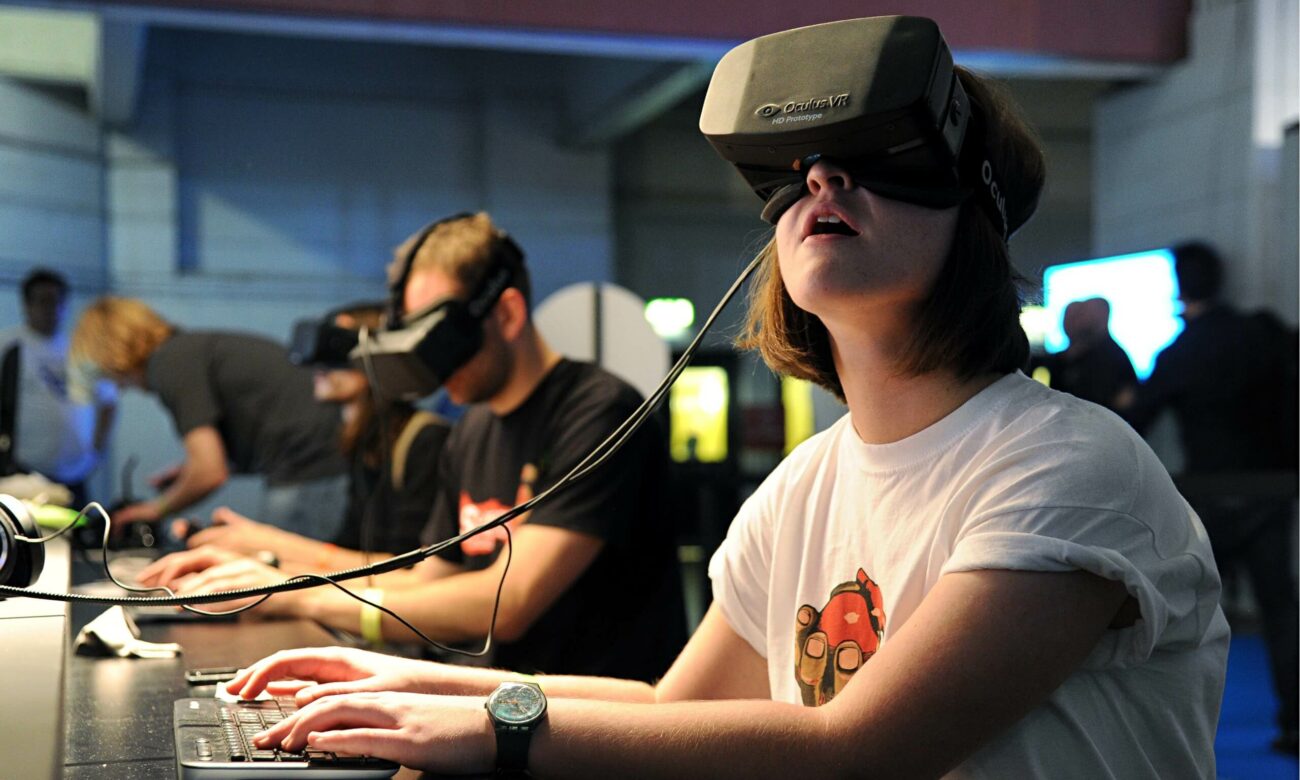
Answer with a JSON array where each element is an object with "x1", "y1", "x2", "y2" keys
[{"x1": 1041, "y1": 248, "x2": 1184, "y2": 380}]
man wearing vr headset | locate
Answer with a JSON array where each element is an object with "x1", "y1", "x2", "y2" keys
[
  {"x1": 223, "y1": 18, "x2": 1224, "y2": 778},
  {"x1": 158, "y1": 212, "x2": 686, "y2": 682},
  {"x1": 70, "y1": 297, "x2": 349, "y2": 540}
]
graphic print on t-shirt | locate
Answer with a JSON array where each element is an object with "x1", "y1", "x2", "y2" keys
[
  {"x1": 458, "y1": 463, "x2": 538, "y2": 556},
  {"x1": 795, "y1": 568, "x2": 886, "y2": 706}
]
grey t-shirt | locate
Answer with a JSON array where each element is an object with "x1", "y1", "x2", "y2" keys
[{"x1": 146, "y1": 331, "x2": 345, "y2": 485}]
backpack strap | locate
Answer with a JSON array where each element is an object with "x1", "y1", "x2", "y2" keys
[{"x1": 391, "y1": 410, "x2": 445, "y2": 491}]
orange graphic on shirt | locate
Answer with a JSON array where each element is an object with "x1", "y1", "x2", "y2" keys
[
  {"x1": 459, "y1": 464, "x2": 538, "y2": 556},
  {"x1": 795, "y1": 568, "x2": 886, "y2": 707}
]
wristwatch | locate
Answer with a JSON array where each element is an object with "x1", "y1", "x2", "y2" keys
[{"x1": 485, "y1": 680, "x2": 547, "y2": 773}]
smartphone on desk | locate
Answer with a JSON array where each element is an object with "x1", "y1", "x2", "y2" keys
[{"x1": 184, "y1": 666, "x2": 241, "y2": 685}]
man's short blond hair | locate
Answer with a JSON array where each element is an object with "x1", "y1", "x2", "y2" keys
[
  {"x1": 70, "y1": 296, "x2": 174, "y2": 376},
  {"x1": 390, "y1": 212, "x2": 530, "y2": 310}
]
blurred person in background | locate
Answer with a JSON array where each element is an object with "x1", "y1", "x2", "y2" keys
[
  {"x1": 1120, "y1": 240, "x2": 1298, "y2": 753},
  {"x1": 1036, "y1": 296, "x2": 1136, "y2": 413},
  {"x1": 0, "y1": 268, "x2": 115, "y2": 505},
  {"x1": 70, "y1": 296, "x2": 350, "y2": 541}
]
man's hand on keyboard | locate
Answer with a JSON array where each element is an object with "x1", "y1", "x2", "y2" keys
[
  {"x1": 186, "y1": 506, "x2": 294, "y2": 555},
  {"x1": 228, "y1": 647, "x2": 446, "y2": 704},
  {"x1": 167, "y1": 556, "x2": 293, "y2": 613},
  {"x1": 137, "y1": 546, "x2": 244, "y2": 589},
  {"x1": 253, "y1": 691, "x2": 495, "y2": 775}
]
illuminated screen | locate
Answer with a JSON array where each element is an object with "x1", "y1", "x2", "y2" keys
[
  {"x1": 669, "y1": 366, "x2": 729, "y2": 463},
  {"x1": 1041, "y1": 249, "x2": 1184, "y2": 380},
  {"x1": 1019, "y1": 305, "x2": 1051, "y2": 351},
  {"x1": 781, "y1": 376, "x2": 815, "y2": 454}
]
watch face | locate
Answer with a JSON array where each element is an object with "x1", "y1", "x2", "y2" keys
[{"x1": 488, "y1": 683, "x2": 545, "y2": 725}]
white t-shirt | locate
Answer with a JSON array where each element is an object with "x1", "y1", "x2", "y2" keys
[
  {"x1": 0, "y1": 325, "x2": 110, "y2": 484},
  {"x1": 710, "y1": 372, "x2": 1227, "y2": 779}
]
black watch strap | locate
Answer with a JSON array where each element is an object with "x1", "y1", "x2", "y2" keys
[{"x1": 495, "y1": 723, "x2": 532, "y2": 773}]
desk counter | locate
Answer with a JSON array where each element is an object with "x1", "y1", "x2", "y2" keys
[{"x1": 65, "y1": 602, "x2": 431, "y2": 778}]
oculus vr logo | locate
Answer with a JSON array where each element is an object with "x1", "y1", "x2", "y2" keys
[{"x1": 754, "y1": 93, "x2": 850, "y2": 118}]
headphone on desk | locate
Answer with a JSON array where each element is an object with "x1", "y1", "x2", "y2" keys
[{"x1": 0, "y1": 494, "x2": 44, "y2": 589}]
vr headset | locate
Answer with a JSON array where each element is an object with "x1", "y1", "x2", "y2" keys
[
  {"x1": 699, "y1": 16, "x2": 1013, "y2": 239},
  {"x1": 287, "y1": 301, "x2": 386, "y2": 369},
  {"x1": 346, "y1": 213, "x2": 523, "y2": 402}
]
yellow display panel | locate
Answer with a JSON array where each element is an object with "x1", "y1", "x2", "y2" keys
[
  {"x1": 782, "y1": 376, "x2": 815, "y2": 454},
  {"x1": 669, "y1": 366, "x2": 729, "y2": 463}
]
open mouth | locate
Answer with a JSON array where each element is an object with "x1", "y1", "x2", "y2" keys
[{"x1": 809, "y1": 214, "x2": 860, "y2": 237}]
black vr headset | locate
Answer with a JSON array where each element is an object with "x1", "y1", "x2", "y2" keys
[
  {"x1": 346, "y1": 213, "x2": 523, "y2": 402},
  {"x1": 287, "y1": 300, "x2": 386, "y2": 369},
  {"x1": 699, "y1": 15, "x2": 1015, "y2": 240}
]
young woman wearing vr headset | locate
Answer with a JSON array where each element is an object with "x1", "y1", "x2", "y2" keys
[{"x1": 220, "y1": 17, "x2": 1225, "y2": 778}]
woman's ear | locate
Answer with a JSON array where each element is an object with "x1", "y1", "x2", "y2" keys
[{"x1": 494, "y1": 287, "x2": 529, "y2": 342}]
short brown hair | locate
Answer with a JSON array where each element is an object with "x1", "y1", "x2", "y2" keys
[
  {"x1": 737, "y1": 68, "x2": 1045, "y2": 400},
  {"x1": 70, "y1": 296, "x2": 174, "y2": 376},
  {"x1": 392, "y1": 212, "x2": 530, "y2": 309}
]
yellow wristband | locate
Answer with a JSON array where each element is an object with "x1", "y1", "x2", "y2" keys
[
  {"x1": 154, "y1": 497, "x2": 170, "y2": 517},
  {"x1": 510, "y1": 672, "x2": 541, "y2": 689},
  {"x1": 359, "y1": 588, "x2": 384, "y2": 645}
]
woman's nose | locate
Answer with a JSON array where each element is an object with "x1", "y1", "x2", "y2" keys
[{"x1": 805, "y1": 159, "x2": 855, "y2": 196}]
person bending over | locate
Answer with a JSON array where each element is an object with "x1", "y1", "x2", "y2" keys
[
  {"x1": 220, "y1": 20, "x2": 1225, "y2": 779},
  {"x1": 144, "y1": 212, "x2": 686, "y2": 682},
  {"x1": 70, "y1": 298, "x2": 349, "y2": 540},
  {"x1": 138, "y1": 304, "x2": 449, "y2": 578}
]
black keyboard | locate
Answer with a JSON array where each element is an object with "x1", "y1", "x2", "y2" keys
[{"x1": 173, "y1": 697, "x2": 400, "y2": 778}]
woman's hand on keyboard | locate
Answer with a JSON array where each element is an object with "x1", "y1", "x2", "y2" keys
[
  {"x1": 228, "y1": 647, "x2": 445, "y2": 704},
  {"x1": 252, "y1": 691, "x2": 496, "y2": 774}
]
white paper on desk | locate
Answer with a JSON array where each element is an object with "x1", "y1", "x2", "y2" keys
[{"x1": 75, "y1": 605, "x2": 183, "y2": 659}]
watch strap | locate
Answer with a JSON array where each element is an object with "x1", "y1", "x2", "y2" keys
[{"x1": 495, "y1": 722, "x2": 532, "y2": 773}]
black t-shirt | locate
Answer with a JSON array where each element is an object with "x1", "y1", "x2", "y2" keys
[
  {"x1": 424, "y1": 359, "x2": 686, "y2": 680},
  {"x1": 1127, "y1": 306, "x2": 1298, "y2": 472},
  {"x1": 1039, "y1": 334, "x2": 1137, "y2": 411},
  {"x1": 146, "y1": 331, "x2": 346, "y2": 484},
  {"x1": 334, "y1": 411, "x2": 449, "y2": 554}
]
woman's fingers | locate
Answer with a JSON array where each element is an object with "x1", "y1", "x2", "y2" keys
[
  {"x1": 307, "y1": 728, "x2": 413, "y2": 763},
  {"x1": 232, "y1": 648, "x2": 367, "y2": 699},
  {"x1": 293, "y1": 679, "x2": 377, "y2": 705},
  {"x1": 258, "y1": 695, "x2": 397, "y2": 751}
]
